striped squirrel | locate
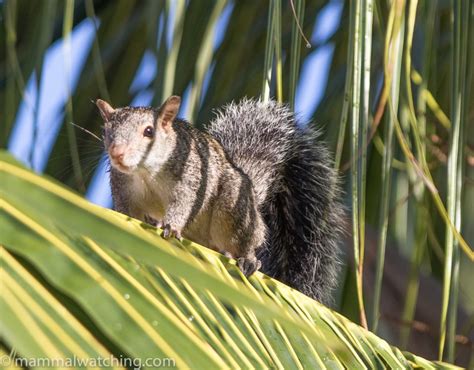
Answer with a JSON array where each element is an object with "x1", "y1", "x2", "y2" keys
[{"x1": 96, "y1": 96, "x2": 343, "y2": 303}]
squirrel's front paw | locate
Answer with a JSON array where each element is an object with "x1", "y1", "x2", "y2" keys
[
  {"x1": 162, "y1": 223, "x2": 182, "y2": 240},
  {"x1": 237, "y1": 257, "x2": 262, "y2": 277},
  {"x1": 144, "y1": 215, "x2": 160, "y2": 227}
]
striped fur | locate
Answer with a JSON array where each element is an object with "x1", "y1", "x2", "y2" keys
[
  {"x1": 208, "y1": 99, "x2": 343, "y2": 304},
  {"x1": 103, "y1": 97, "x2": 343, "y2": 304}
]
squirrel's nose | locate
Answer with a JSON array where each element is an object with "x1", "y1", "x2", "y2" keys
[{"x1": 109, "y1": 144, "x2": 126, "y2": 164}]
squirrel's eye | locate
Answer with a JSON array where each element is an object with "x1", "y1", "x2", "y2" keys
[{"x1": 143, "y1": 126, "x2": 154, "y2": 138}]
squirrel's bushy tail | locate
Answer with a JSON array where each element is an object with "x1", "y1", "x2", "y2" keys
[
  {"x1": 263, "y1": 129, "x2": 343, "y2": 303},
  {"x1": 208, "y1": 99, "x2": 343, "y2": 304}
]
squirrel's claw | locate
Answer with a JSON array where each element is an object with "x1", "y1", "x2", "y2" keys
[
  {"x1": 237, "y1": 257, "x2": 262, "y2": 277},
  {"x1": 162, "y1": 224, "x2": 182, "y2": 240},
  {"x1": 221, "y1": 250, "x2": 234, "y2": 259}
]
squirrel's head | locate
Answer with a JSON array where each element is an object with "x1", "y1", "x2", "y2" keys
[{"x1": 96, "y1": 96, "x2": 181, "y2": 174}]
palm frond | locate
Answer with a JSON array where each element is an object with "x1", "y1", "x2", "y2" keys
[
  {"x1": 0, "y1": 151, "x2": 462, "y2": 369},
  {"x1": 1, "y1": 0, "x2": 473, "y2": 366}
]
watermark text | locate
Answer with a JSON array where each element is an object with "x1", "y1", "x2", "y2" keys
[{"x1": 0, "y1": 349, "x2": 176, "y2": 369}]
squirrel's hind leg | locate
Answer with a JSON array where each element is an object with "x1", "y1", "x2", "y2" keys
[
  {"x1": 235, "y1": 217, "x2": 265, "y2": 277},
  {"x1": 211, "y1": 207, "x2": 266, "y2": 277}
]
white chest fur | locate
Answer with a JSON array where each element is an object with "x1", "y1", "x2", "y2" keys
[{"x1": 129, "y1": 171, "x2": 169, "y2": 220}]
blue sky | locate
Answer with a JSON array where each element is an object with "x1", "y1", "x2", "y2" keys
[
  {"x1": 8, "y1": 19, "x2": 96, "y2": 172},
  {"x1": 8, "y1": 0, "x2": 343, "y2": 209}
]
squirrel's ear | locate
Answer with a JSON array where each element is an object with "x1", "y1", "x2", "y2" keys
[
  {"x1": 96, "y1": 99, "x2": 115, "y2": 122},
  {"x1": 158, "y1": 95, "x2": 181, "y2": 132}
]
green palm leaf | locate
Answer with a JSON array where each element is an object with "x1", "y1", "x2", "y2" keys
[{"x1": 0, "y1": 151, "x2": 461, "y2": 369}]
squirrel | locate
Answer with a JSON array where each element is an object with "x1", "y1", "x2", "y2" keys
[{"x1": 96, "y1": 96, "x2": 343, "y2": 304}]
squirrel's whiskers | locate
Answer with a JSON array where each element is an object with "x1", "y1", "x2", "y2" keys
[{"x1": 69, "y1": 121, "x2": 103, "y2": 142}]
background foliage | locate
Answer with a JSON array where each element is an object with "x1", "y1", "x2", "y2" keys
[{"x1": 1, "y1": 0, "x2": 473, "y2": 367}]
